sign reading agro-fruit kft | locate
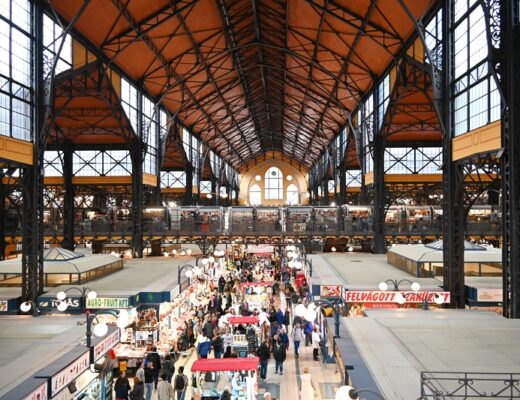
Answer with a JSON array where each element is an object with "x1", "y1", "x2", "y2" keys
[{"x1": 86, "y1": 297, "x2": 130, "y2": 309}]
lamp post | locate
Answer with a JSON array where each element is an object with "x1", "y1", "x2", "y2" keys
[
  {"x1": 177, "y1": 264, "x2": 202, "y2": 284},
  {"x1": 335, "y1": 385, "x2": 385, "y2": 400},
  {"x1": 295, "y1": 298, "x2": 344, "y2": 338},
  {"x1": 56, "y1": 286, "x2": 97, "y2": 311},
  {"x1": 85, "y1": 309, "x2": 129, "y2": 348},
  {"x1": 378, "y1": 279, "x2": 421, "y2": 292}
]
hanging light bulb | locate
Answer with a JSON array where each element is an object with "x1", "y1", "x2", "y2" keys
[
  {"x1": 187, "y1": 249, "x2": 192, "y2": 256},
  {"x1": 411, "y1": 282, "x2": 421, "y2": 292},
  {"x1": 255, "y1": 175, "x2": 261, "y2": 181},
  {"x1": 206, "y1": 193, "x2": 213, "y2": 199},
  {"x1": 434, "y1": 294, "x2": 444, "y2": 305},
  {"x1": 331, "y1": 247, "x2": 337, "y2": 252},
  {"x1": 87, "y1": 291, "x2": 97, "y2": 300},
  {"x1": 287, "y1": 175, "x2": 293, "y2": 181},
  {"x1": 20, "y1": 302, "x2": 32, "y2": 312},
  {"x1": 295, "y1": 304, "x2": 307, "y2": 317},
  {"x1": 378, "y1": 282, "x2": 389, "y2": 291},
  {"x1": 56, "y1": 291, "x2": 67, "y2": 301},
  {"x1": 396, "y1": 293, "x2": 407, "y2": 305},
  {"x1": 172, "y1": 249, "x2": 177, "y2": 255},
  {"x1": 93, "y1": 323, "x2": 109, "y2": 337},
  {"x1": 56, "y1": 301, "x2": 68, "y2": 312},
  {"x1": 185, "y1": 270, "x2": 193, "y2": 278}
]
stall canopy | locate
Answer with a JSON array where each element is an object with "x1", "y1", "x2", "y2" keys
[
  {"x1": 227, "y1": 316, "x2": 259, "y2": 325},
  {"x1": 191, "y1": 357, "x2": 260, "y2": 372},
  {"x1": 240, "y1": 282, "x2": 272, "y2": 287}
]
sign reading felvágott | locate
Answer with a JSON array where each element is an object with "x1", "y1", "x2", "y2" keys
[
  {"x1": 86, "y1": 297, "x2": 129, "y2": 309},
  {"x1": 94, "y1": 328, "x2": 120, "y2": 361},
  {"x1": 344, "y1": 290, "x2": 451, "y2": 304},
  {"x1": 51, "y1": 351, "x2": 90, "y2": 396}
]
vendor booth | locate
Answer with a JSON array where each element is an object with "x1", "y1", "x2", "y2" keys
[
  {"x1": 240, "y1": 282, "x2": 272, "y2": 311},
  {"x1": 226, "y1": 316, "x2": 260, "y2": 357},
  {"x1": 191, "y1": 357, "x2": 259, "y2": 400}
]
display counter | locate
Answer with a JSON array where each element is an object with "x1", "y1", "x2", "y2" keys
[{"x1": 191, "y1": 358, "x2": 259, "y2": 400}]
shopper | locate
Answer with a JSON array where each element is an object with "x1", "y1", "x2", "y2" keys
[
  {"x1": 130, "y1": 377, "x2": 145, "y2": 400},
  {"x1": 144, "y1": 364, "x2": 155, "y2": 400},
  {"x1": 157, "y1": 373, "x2": 175, "y2": 400},
  {"x1": 202, "y1": 316, "x2": 215, "y2": 339},
  {"x1": 311, "y1": 326, "x2": 321, "y2": 361},
  {"x1": 272, "y1": 337, "x2": 286, "y2": 375},
  {"x1": 197, "y1": 332, "x2": 212, "y2": 359},
  {"x1": 304, "y1": 319, "x2": 313, "y2": 346},
  {"x1": 136, "y1": 362, "x2": 145, "y2": 386},
  {"x1": 257, "y1": 340, "x2": 270, "y2": 381},
  {"x1": 292, "y1": 323, "x2": 304, "y2": 358},
  {"x1": 174, "y1": 366, "x2": 188, "y2": 400},
  {"x1": 223, "y1": 346, "x2": 232, "y2": 358},
  {"x1": 212, "y1": 332, "x2": 224, "y2": 358},
  {"x1": 223, "y1": 328, "x2": 234, "y2": 350},
  {"x1": 219, "y1": 388, "x2": 232, "y2": 400},
  {"x1": 283, "y1": 309, "x2": 291, "y2": 330},
  {"x1": 300, "y1": 367, "x2": 318, "y2": 400},
  {"x1": 279, "y1": 328, "x2": 289, "y2": 350},
  {"x1": 246, "y1": 326, "x2": 258, "y2": 355},
  {"x1": 146, "y1": 346, "x2": 162, "y2": 389},
  {"x1": 115, "y1": 372, "x2": 132, "y2": 400},
  {"x1": 162, "y1": 354, "x2": 175, "y2": 383},
  {"x1": 218, "y1": 275, "x2": 226, "y2": 294}
]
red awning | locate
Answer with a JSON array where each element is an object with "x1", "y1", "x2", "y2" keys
[
  {"x1": 191, "y1": 357, "x2": 260, "y2": 372},
  {"x1": 240, "y1": 282, "x2": 272, "y2": 287},
  {"x1": 227, "y1": 316, "x2": 259, "y2": 325}
]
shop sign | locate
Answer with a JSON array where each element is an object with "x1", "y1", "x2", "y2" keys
[
  {"x1": 247, "y1": 244, "x2": 274, "y2": 254},
  {"x1": 51, "y1": 351, "x2": 90, "y2": 396},
  {"x1": 170, "y1": 286, "x2": 180, "y2": 300},
  {"x1": 320, "y1": 285, "x2": 342, "y2": 298},
  {"x1": 22, "y1": 381, "x2": 48, "y2": 400},
  {"x1": 344, "y1": 290, "x2": 451, "y2": 304},
  {"x1": 0, "y1": 300, "x2": 8, "y2": 312},
  {"x1": 52, "y1": 370, "x2": 97, "y2": 400},
  {"x1": 180, "y1": 279, "x2": 190, "y2": 293},
  {"x1": 94, "y1": 328, "x2": 120, "y2": 361},
  {"x1": 477, "y1": 288, "x2": 502, "y2": 302},
  {"x1": 38, "y1": 297, "x2": 81, "y2": 310},
  {"x1": 86, "y1": 297, "x2": 129, "y2": 309}
]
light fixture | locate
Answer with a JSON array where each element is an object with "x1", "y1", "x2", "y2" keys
[
  {"x1": 255, "y1": 175, "x2": 261, "y2": 181},
  {"x1": 330, "y1": 202, "x2": 336, "y2": 207},
  {"x1": 295, "y1": 304, "x2": 307, "y2": 317},
  {"x1": 208, "y1": 256, "x2": 215, "y2": 263},
  {"x1": 411, "y1": 282, "x2": 421, "y2": 292},
  {"x1": 391, "y1": 243, "x2": 397, "y2": 247},
  {"x1": 378, "y1": 282, "x2": 389, "y2": 291},
  {"x1": 221, "y1": 192, "x2": 228, "y2": 199},
  {"x1": 180, "y1": 250, "x2": 186, "y2": 256},
  {"x1": 172, "y1": 249, "x2": 177, "y2": 255},
  {"x1": 168, "y1": 201, "x2": 177, "y2": 207},
  {"x1": 434, "y1": 294, "x2": 444, "y2": 305},
  {"x1": 287, "y1": 175, "x2": 293, "y2": 181},
  {"x1": 20, "y1": 301, "x2": 32, "y2": 312},
  {"x1": 202, "y1": 258, "x2": 209, "y2": 265},
  {"x1": 93, "y1": 323, "x2": 108, "y2": 338},
  {"x1": 56, "y1": 301, "x2": 68, "y2": 312},
  {"x1": 347, "y1": 246, "x2": 354, "y2": 252},
  {"x1": 193, "y1": 266, "x2": 202, "y2": 276},
  {"x1": 87, "y1": 291, "x2": 97, "y2": 300},
  {"x1": 116, "y1": 310, "x2": 130, "y2": 328},
  {"x1": 304, "y1": 308, "x2": 317, "y2": 322},
  {"x1": 57, "y1": 291, "x2": 67, "y2": 301},
  {"x1": 163, "y1": 252, "x2": 169, "y2": 257},
  {"x1": 396, "y1": 293, "x2": 407, "y2": 305},
  {"x1": 187, "y1": 249, "x2": 192, "y2": 256},
  {"x1": 206, "y1": 193, "x2": 213, "y2": 199},
  {"x1": 185, "y1": 270, "x2": 193, "y2": 278},
  {"x1": 331, "y1": 246, "x2": 337, "y2": 252},
  {"x1": 294, "y1": 261, "x2": 302, "y2": 270},
  {"x1": 288, "y1": 260, "x2": 295, "y2": 269}
]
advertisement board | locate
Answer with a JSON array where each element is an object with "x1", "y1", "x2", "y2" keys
[
  {"x1": 344, "y1": 290, "x2": 451, "y2": 304},
  {"x1": 86, "y1": 297, "x2": 130, "y2": 309},
  {"x1": 476, "y1": 288, "x2": 502, "y2": 302},
  {"x1": 320, "y1": 285, "x2": 342, "y2": 298}
]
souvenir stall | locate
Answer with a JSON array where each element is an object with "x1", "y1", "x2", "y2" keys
[
  {"x1": 226, "y1": 316, "x2": 260, "y2": 357},
  {"x1": 192, "y1": 358, "x2": 259, "y2": 400},
  {"x1": 240, "y1": 282, "x2": 272, "y2": 311}
]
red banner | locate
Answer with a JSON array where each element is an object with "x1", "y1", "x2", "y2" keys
[{"x1": 344, "y1": 290, "x2": 450, "y2": 304}]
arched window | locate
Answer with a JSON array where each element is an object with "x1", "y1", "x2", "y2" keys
[
  {"x1": 265, "y1": 167, "x2": 283, "y2": 200},
  {"x1": 286, "y1": 184, "x2": 299, "y2": 205},
  {"x1": 249, "y1": 184, "x2": 261, "y2": 205}
]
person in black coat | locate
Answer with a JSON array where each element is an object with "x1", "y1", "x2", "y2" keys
[
  {"x1": 212, "y1": 333, "x2": 224, "y2": 358},
  {"x1": 218, "y1": 276, "x2": 226, "y2": 294},
  {"x1": 146, "y1": 347, "x2": 162, "y2": 389},
  {"x1": 272, "y1": 338, "x2": 287, "y2": 375},
  {"x1": 257, "y1": 341, "x2": 270, "y2": 381},
  {"x1": 114, "y1": 372, "x2": 131, "y2": 400}
]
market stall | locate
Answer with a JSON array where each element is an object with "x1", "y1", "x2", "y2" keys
[
  {"x1": 240, "y1": 282, "x2": 272, "y2": 312},
  {"x1": 191, "y1": 357, "x2": 259, "y2": 400},
  {"x1": 226, "y1": 316, "x2": 260, "y2": 357}
]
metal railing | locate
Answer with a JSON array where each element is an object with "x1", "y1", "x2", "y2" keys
[{"x1": 419, "y1": 371, "x2": 520, "y2": 399}]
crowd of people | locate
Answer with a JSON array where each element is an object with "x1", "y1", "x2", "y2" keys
[{"x1": 113, "y1": 252, "x2": 322, "y2": 400}]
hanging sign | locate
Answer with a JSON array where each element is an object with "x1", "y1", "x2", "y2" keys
[
  {"x1": 344, "y1": 290, "x2": 451, "y2": 304},
  {"x1": 22, "y1": 381, "x2": 48, "y2": 400},
  {"x1": 94, "y1": 328, "x2": 120, "y2": 361},
  {"x1": 86, "y1": 297, "x2": 130, "y2": 309},
  {"x1": 50, "y1": 352, "x2": 90, "y2": 396}
]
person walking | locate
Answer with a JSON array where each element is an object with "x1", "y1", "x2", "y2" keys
[
  {"x1": 115, "y1": 372, "x2": 132, "y2": 400},
  {"x1": 300, "y1": 367, "x2": 318, "y2": 400},
  {"x1": 146, "y1": 346, "x2": 162, "y2": 389},
  {"x1": 197, "y1": 332, "x2": 212, "y2": 359},
  {"x1": 135, "y1": 362, "x2": 145, "y2": 388},
  {"x1": 311, "y1": 326, "x2": 321, "y2": 361},
  {"x1": 212, "y1": 332, "x2": 224, "y2": 358},
  {"x1": 257, "y1": 340, "x2": 270, "y2": 381},
  {"x1": 130, "y1": 377, "x2": 145, "y2": 400},
  {"x1": 173, "y1": 366, "x2": 188, "y2": 400},
  {"x1": 279, "y1": 328, "x2": 289, "y2": 351},
  {"x1": 272, "y1": 337, "x2": 287, "y2": 375},
  {"x1": 292, "y1": 323, "x2": 304, "y2": 358},
  {"x1": 144, "y1": 364, "x2": 155, "y2": 400},
  {"x1": 162, "y1": 354, "x2": 175, "y2": 383},
  {"x1": 304, "y1": 320, "x2": 313, "y2": 346},
  {"x1": 157, "y1": 373, "x2": 175, "y2": 400}
]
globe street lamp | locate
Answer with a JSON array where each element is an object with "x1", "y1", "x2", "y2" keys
[
  {"x1": 378, "y1": 279, "x2": 421, "y2": 292},
  {"x1": 335, "y1": 385, "x2": 385, "y2": 400},
  {"x1": 295, "y1": 298, "x2": 344, "y2": 338},
  {"x1": 178, "y1": 264, "x2": 202, "y2": 284},
  {"x1": 56, "y1": 286, "x2": 97, "y2": 311},
  {"x1": 86, "y1": 309, "x2": 129, "y2": 348}
]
